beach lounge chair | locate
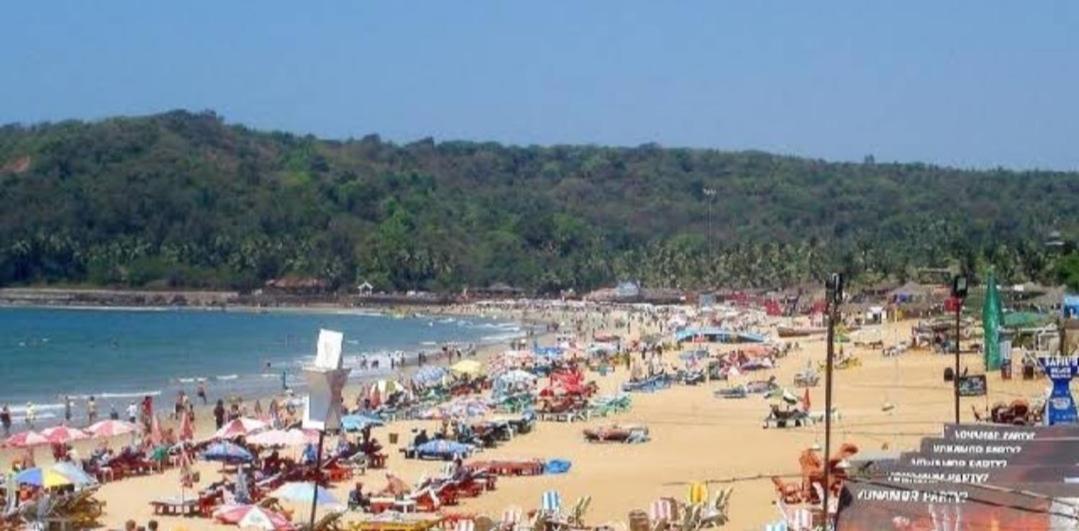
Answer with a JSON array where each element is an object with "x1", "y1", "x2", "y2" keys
[
  {"x1": 455, "y1": 519, "x2": 476, "y2": 531},
  {"x1": 296, "y1": 508, "x2": 345, "y2": 531},
  {"x1": 500, "y1": 506, "x2": 523, "y2": 531},
  {"x1": 647, "y1": 498, "x2": 676, "y2": 531},
  {"x1": 540, "y1": 490, "x2": 562, "y2": 515},
  {"x1": 568, "y1": 495, "x2": 592, "y2": 527},
  {"x1": 698, "y1": 488, "x2": 732, "y2": 528}
]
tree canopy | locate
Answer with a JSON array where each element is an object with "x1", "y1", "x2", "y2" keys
[{"x1": 0, "y1": 110, "x2": 1075, "y2": 293}]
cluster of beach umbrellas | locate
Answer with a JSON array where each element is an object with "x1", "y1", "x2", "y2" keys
[
  {"x1": 3, "y1": 419, "x2": 138, "y2": 448},
  {"x1": 419, "y1": 396, "x2": 490, "y2": 420}
]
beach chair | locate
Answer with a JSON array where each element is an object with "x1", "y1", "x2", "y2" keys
[
  {"x1": 540, "y1": 490, "x2": 562, "y2": 515},
  {"x1": 569, "y1": 495, "x2": 592, "y2": 527},
  {"x1": 297, "y1": 508, "x2": 345, "y2": 531},
  {"x1": 647, "y1": 498, "x2": 675, "y2": 531},
  {"x1": 500, "y1": 506, "x2": 523, "y2": 531},
  {"x1": 775, "y1": 499, "x2": 814, "y2": 531},
  {"x1": 455, "y1": 519, "x2": 476, "y2": 531},
  {"x1": 698, "y1": 488, "x2": 732, "y2": 528}
]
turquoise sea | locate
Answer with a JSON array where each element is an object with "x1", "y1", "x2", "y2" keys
[{"x1": 0, "y1": 307, "x2": 522, "y2": 424}]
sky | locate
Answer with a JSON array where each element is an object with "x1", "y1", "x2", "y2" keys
[{"x1": 1, "y1": 1, "x2": 1077, "y2": 170}]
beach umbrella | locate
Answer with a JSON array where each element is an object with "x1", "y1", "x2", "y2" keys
[
  {"x1": 86, "y1": 420, "x2": 137, "y2": 438},
  {"x1": 413, "y1": 366, "x2": 448, "y2": 385},
  {"x1": 41, "y1": 425, "x2": 89, "y2": 444},
  {"x1": 149, "y1": 413, "x2": 164, "y2": 446},
  {"x1": 213, "y1": 417, "x2": 268, "y2": 439},
  {"x1": 340, "y1": 413, "x2": 383, "y2": 433},
  {"x1": 247, "y1": 429, "x2": 316, "y2": 447},
  {"x1": 50, "y1": 462, "x2": 97, "y2": 487},
  {"x1": 213, "y1": 504, "x2": 293, "y2": 530},
  {"x1": 202, "y1": 441, "x2": 254, "y2": 463},
  {"x1": 497, "y1": 370, "x2": 536, "y2": 385},
  {"x1": 269, "y1": 481, "x2": 340, "y2": 505},
  {"x1": 451, "y1": 359, "x2": 483, "y2": 375},
  {"x1": 5, "y1": 430, "x2": 50, "y2": 448},
  {"x1": 15, "y1": 467, "x2": 75, "y2": 488},
  {"x1": 416, "y1": 439, "x2": 472, "y2": 457}
]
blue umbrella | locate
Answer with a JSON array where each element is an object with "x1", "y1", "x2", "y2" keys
[
  {"x1": 270, "y1": 482, "x2": 340, "y2": 505},
  {"x1": 340, "y1": 413, "x2": 384, "y2": 433},
  {"x1": 51, "y1": 462, "x2": 97, "y2": 486},
  {"x1": 416, "y1": 439, "x2": 472, "y2": 457},
  {"x1": 412, "y1": 366, "x2": 447, "y2": 385},
  {"x1": 202, "y1": 441, "x2": 253, "y2": 463}
]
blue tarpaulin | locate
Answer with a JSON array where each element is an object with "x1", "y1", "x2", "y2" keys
[{"x1": 545, "y1": 459, "x2": 572, "y2": 474}]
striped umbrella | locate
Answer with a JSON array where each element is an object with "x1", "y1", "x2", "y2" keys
[
  {"x1": 202, "y1": 441, "x2": 254, "y2": 463},
  {"x1": 212, "y1": 417, "x2": 267, "y2": 439},
  {"x1": 247, "y1": 429, "x2": 317, "y2": 447},
  {"x1": 5, "y1": 430, "x2": 50, "y2": 448},
  {"x1": 41, "y1": 426, "x2": 89, "y2": 444},
  {"x1": 213, "y1": 504, "x2": 293, "y2": 530},
  {"x1": 86, "y1": 420, "x2": 137, "y2": 438}
]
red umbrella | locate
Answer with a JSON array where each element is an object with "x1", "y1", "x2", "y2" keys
[
  {"x1": 87, "y1": 420, "x2": 137, "y2": 438},
  {"x1": 212, "y1": 417, "x2": 267, "y2": 439},
  {"x1": 213, "y1": 504, "x2": 293, "y2": 530},
  {"x1": 41, "y1": 426, "x2": 89, "y2": 444},
  {"x1": 5, "y1": 431, "x2": 50, "y2": 448}
]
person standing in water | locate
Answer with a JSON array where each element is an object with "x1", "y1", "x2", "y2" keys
[
  {"x1": 25, "y1": 403, "x2": 36, "y2": 428},
  {"x1": 63, "y1": 395, "x2": 73, "y2": 424},
  {"x1": 86, "y1": 396, "x2": 97, "y2": 425},
  {"x1": 196, "y1": 382, "x2": 208, "y2": 405},
  {"x1": 0, "y1": 405, "x2": 11, "y2": 436}
]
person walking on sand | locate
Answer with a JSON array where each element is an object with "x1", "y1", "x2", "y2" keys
[
  {"x1": 213, "y1": 399, "x2": 226, "y2": 430},
  {"x1": 126, "y1": 402, "x2": 138, "y2": 424},
  {"x1": 197, "y1": 382, "x2": 207, "y2": 405}
]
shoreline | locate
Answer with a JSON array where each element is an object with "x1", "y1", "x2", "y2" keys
[{"x1": 0, "y1": 304, "x2": 544, "y2": 428}]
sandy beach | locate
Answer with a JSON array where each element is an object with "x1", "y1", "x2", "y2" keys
[{"x1": 1, "y1": 305, "x2": 1045, "y2": 530}]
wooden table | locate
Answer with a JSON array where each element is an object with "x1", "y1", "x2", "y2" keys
[{"x1": 369, "y1": 497, "x2": 417, "y2": 514}]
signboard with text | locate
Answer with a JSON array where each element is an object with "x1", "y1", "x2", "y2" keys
[{"x1": 1038, "y1": 356, "x2": 1079, "y2": 425}]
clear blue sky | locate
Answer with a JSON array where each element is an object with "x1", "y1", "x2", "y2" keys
[{"x1": 2, "y1": 1, "x2": 1077, "y2": 169}]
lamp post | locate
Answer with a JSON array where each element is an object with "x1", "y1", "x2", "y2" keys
[
  {"x1": 822, "y1": 273, "x2": 843, "y2": 529},
  {"x1": 951, "y1": 275, "x2": 968, "y2": 424}
]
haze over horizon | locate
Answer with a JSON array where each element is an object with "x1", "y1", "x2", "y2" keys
[{"x1": 2, "y1": 1, "x2": 1077, "y2": 170}]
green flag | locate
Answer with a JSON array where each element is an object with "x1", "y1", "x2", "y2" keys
[{"x1": 983, "y1": 272, "x2": 1003, "y2": 371}]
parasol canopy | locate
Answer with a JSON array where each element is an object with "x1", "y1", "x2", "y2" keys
[
  {"x1": 213, "y1": 417, "x2": 267, "y2": 439},
  {"x1": 341, "y1": 413, "x2": 384, "y2": 432},
  {"x1": 14, "y1": 464, "x2": 97, "y2": 489},
  {"x1": 247, "y1": 429, "x2": 317, "y2": 447},
  {"x1": 269, "y1": 482, "x2": 340, "y2": 505},
  {"x1": 202, "y1": 441, "x2": 254, "y2": 463},
  {"x1": 415, "y1": 439, "x2": 472, "y2": 456},
  {"x1": 5, "y1": 430, "x2": 50, "y2": 448},
  {"x1": 412, "y1": 366, "x2": 448, "y2": 385},
  {"x1": 451, "y1": 359, "x2": 483, "y2": 375},
  {"x1": 86, "y1": 420, "x2": 137, "y2": 438},
  {"x1": 41, "y1": 425, "x2": 89, "y2": 444},
  {"x1": 213, "y1": 504, "x2": 293, "y2": 530}
]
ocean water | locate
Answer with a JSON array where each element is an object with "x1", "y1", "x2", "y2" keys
[{"x1": 0, "y1": 307, "x2": 523, "y2": 424}]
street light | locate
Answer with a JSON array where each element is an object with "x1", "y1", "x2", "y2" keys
[
  {"x1": 822, "y1": 273, "x2": 843, "y2": 529},
  {"x1": 951, "y1": 275, "x2": 968, "y2": 424}
]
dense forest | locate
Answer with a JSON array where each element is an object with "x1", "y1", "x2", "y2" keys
[{"x1": 1, "y1": 110, "x2": 1077, "y2": 294}]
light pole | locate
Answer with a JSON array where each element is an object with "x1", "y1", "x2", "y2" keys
[
  {"x1": 822, "y1": 273, "x2": 843, "y2": 529},
  {"x1": 951, "y1": 275, "x2": 968, "y2": 424}
]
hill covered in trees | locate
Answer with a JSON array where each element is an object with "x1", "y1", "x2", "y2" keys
[{"x1": 1, "y1": 110, "x2": 1076, "y2": 294}]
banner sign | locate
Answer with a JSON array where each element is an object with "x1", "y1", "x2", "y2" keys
[
  {"x1": 880, "y1": 464, "x2": 1079, "y2": 484},
  {"x1": 943, "y1": 423, "x2": 1079, "y2": 441},
  {"x1": 838, "y1": 481, "x2": 1079, "y2": 530},
  {"x1": 1038, "y1": 356, "x2": 1079, "y2": 425}
]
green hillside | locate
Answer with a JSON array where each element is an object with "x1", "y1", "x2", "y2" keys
[{"x1": 1, "y1": 110, "x2": 1076, "y2": 293}]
